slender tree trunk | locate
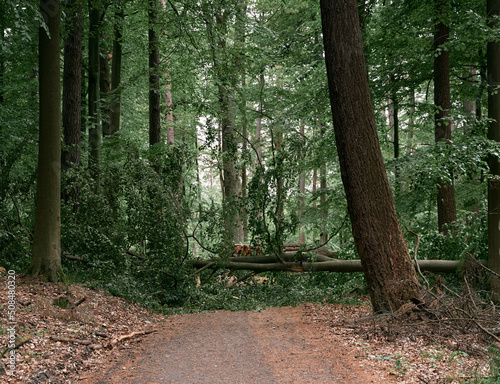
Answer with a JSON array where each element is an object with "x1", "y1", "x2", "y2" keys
[
  {"x1": 320, "y1": 0, "x2": 423, "y2": 312},
  {"x1": 299, "y1": 120, "x2": 306, "y2": 244},
  {"x1": 390, "y1": 81, "x2": 400, "y2": 192},
  {"x1": 237, "y1": 0, "x2": 248, "y2": 242},
  {"x1": 100, "y1": 39, "x2": 112, "y2": 136},
  {"x1": 30, "y1": 0, "x2": 62, "y2": 282},
  {"x1": 205, "y1": 6, "x2": 240, "y2": 243},
  {"x1": 312, "y1": 168, "x2": 317, "y2": 209},
  {"x1": 407, "y1": 90, "x2": 415, "y2": 154},
  {"x1": 165, "y1": 84, "x2": 174, "y2": 144},
  {"x1": 434, "y1": 0, "x2": 456, "y2": 233},
  {"x1": 110, "y1": 8, "x2": 124, "y2": 135},
  {"x1": 487, "y1": 0, "x2": 500, "y2": 302},
  {"x1": 88, "y1": 1, "x2": 101, "y2": 189},
  {"x1": 254, "y1": 72, "x2": 264, "y2": 166},
  {"x1": 158, "y1": 0, "x2": 173, "y2": 145},
  {"x1": 319, "y1": 118, "x2": 328, "y2": 244},
  {"x1": 62, "y1": 0, "x2": 82, "y2": 211},
  {"x1": 149, "y1": 0, "x2": 161, "y2": 152}
]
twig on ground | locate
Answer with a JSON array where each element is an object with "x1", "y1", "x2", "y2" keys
[
  {"x1": 111, "y1": 330, "x2": 158, "y2": 345},
  {"x1": 50, "y1": 336, "x2": 92, "y2": 345}
]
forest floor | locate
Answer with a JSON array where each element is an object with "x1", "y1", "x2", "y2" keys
[{"x1": 0, "y1": 272, "x2": 495, "y2": 383}]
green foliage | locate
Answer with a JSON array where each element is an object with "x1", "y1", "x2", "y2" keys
[
  {"x1": 177, "y1": 270, "x2": 366, "y2": 314},
  {"x1": 60, "y1": 137, "x2": 191, "y2": 307}
]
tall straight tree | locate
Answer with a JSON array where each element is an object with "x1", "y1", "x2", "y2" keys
[
  {"x1": 487, "y1": 0, "x2": 500, "y2": 301},
  {"x1": 100, "y1": 34, "x2": 112, "y2": 136},
  {"x1": 237, "y1": 0, "x2": 248, "y2": 241},
  {"x1": 204, "y1": 2, "x2": 241, "y2": 243},
  {"x1": 434, "y1": 0, "x2": 456, "y2": 233},
  {"x1": 110, "y1": 7, "x2": 124, "y2": 135},
  {"x1": 320, "y1": 0, "x2": 423, "y2": 312},
  {"x1": 88, "y1": 0, "x2": 101, "y2": 188},
  {"x1": 30, "y1": 0, "x2": 62, "y2": 282},
  {"x1": 149, "y1": 0, "x2": 161, "y2": 151},
  {"x1": 61, "y1": 0, "x2": 82, "y2": 210}
]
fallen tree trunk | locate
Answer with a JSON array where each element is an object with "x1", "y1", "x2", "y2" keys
[
  {"x1": 190, "y1": 258, "x2": 482, "y2": 274},
  {"x1": 229, "y1": 253, "x2": 334, "y2": 264}
]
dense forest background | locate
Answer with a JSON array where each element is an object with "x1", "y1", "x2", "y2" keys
[{"x1": 1, "y1": 0, "x2": 500, "y2": 311}]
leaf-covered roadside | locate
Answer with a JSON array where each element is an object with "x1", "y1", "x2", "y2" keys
[{"x1": 0, "y1": 273, "x2": 164, "y2": 383}]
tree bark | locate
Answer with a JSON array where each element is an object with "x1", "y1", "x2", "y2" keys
[
  {"x1": 407, "y1": 89, "x2": 415, "y2": 154},
  {"x1": 149, "y1": 0, "x2": 162, "y2": 152},
  {"x1": 61, "y1": 0, "x2": 82, "y2": 210},
  {"x1": 206, "y1": 6, "x2": 241, "y2": 243},
  {"x1": 237, "y1": 0, "x2": 248, "y2": 242},
  {"x1": 190, "y1": 258, "x2": 470, "y2": 274},
  {"x1": 434, "y1": 0, "x2": 456, "y2": 234},
  {"x1": 320, "y1": 0, "x2": 423, "y2": 312},
  {"x1": 30, "y1": 0, "x2": 62, "y2": 282},
  {"x1": 389, "y1": 79, "x2": 400, "y2": 192},
  {"x1": 254, "y1": 72, "x2": 264, "y2": 166},
  {"x1": 487, "y1": 0, "x2": 500, "y2": 302},
  {"x1": 299, "y1": 120, "x2": 306, "y2": 244},
  {"x1": 159, "y1": 0, "x2": 173, "y2": 144},
  {"x1": 88, "y1": 1, "x2": 101, "y2": 189},
  {"x1": 319, "y1": 118, "x2": 327, "y2": 244},
  {"x1": 100, "y1": 40, "x2": 112, "y2": 136},
  {"x1": 110, "y1": 8, "x2": 124, "y2": 135}
]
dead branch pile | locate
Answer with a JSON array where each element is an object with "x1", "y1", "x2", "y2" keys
[{"x1": 339, "y1": 256, "x2": 500, "y2": 356}]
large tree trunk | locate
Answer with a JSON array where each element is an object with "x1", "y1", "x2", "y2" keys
[
  {"x1": 434, "y1": 0, "x2": 456, "y2": 233},
  {"x1": 320, "y1": 0, "x2": 423, "y2": 312},
  {"x1": 30, "y1": 0, "x2": 62, "y2": 282},
  {"x1": 88, "y1": 1, "x2": 101, "y2": 189},
  {"x1": 487, "y1": 0, "x2": 500, "y2": 302},
  {"x1": 61, "y1": 0, "x2": 82, "y2": 210},
  {"x1": 190, "y1": 257, "x2": 471, "y2": 275}
]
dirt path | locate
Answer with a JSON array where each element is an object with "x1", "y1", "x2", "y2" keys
[{"x1": 80, "y1": 306, "x2": 387, "y2": 384}]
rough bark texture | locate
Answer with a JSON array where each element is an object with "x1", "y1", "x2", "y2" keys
[
  {"x1": 30, "y1": 0, "x2": 62, "y2": 282},
  {"x1": 434, "y1": 0, "x2": 456, "y2": 233},
  {"x1": 487, "y1": 0, "x2": 500, "y2": 302},
  {"x1": 320, "y1": 0, "x2": 422, "y2": 312},
  {"x1": 88, "y1": 1, "x2": 101, "y2": 188},
  {"x1": 61, "y1": 0, "x2": 82, "y2": 209},
  {"x1": 149, "y1": 0, "x2": 161, "y2": 150}
]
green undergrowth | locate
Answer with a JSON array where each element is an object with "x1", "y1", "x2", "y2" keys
[{"x1": 79, "y1": 269, "x2": 368, "y2": 315}]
